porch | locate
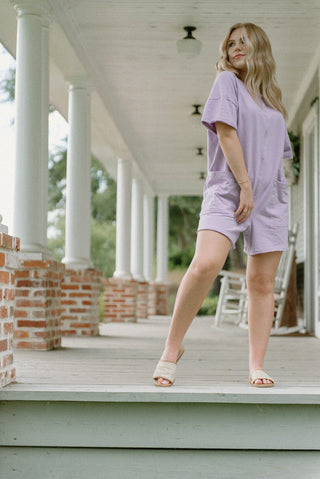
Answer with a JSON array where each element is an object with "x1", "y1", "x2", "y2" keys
[{"x1": 1, "y1": 316, "x2": 320, "y2": 479}]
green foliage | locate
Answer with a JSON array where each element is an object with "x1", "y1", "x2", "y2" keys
[
  {"x1": 198, "y1": 295, "x2": 219, "y2": 316},
  {"x1": 169, "y1": 195, "x2": 202, "y2": 250},
  {"x1": 0, "y1": 66, "x2": 15, "y2": 103},
  {"x1": 169, "y1": 243, "x2": 195, "y2": 268},
  {"x1": 91, "y1": 157, "x2": 117, "y2": 222},
  {"x1": 288, "y1": 130, "x2": 300, "y2": 181},
  {"x1": 48, "y1": 144, "x2": 67, "y2": 211},
  {"x1": 90, "y1": 219, "x2": 116, "y2": 278}
]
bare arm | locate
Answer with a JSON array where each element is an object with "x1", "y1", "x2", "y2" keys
[{"x1": 215, "y1": 121, "x2": 254, "y2": 223}]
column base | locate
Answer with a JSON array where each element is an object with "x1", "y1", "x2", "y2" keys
[
  {"x1": 104, "y1": 278, "x2": 138, "y2": 323},
  {"x1": 14, "y1": 257, "x2": 65, "y2": 350},
  {"x1": 0, "y1": 233, "x2": 20, "y2": 387},
  {"x1": 61, "y1": 268, "x2": 102, "y2": 336}
]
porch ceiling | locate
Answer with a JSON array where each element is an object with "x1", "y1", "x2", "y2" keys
[{"x1": 1, "y1": 0, "x2": 320, "y2": 195}]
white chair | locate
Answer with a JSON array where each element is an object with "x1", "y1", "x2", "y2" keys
[{"x1": 214, "y1": 223, "x2": 299, "y2": 333}]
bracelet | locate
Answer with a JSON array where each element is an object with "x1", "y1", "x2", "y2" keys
[{"x1": 238, "y1": 179, "x2": 250, "y2": 185}]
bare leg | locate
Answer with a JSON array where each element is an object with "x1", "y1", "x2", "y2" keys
[
  {"x1": 157, "y1": 230, "x2": 231, "y2": 385},
  {"x1": 246, "y1": 251, "x2": 282, "y2": 385}
]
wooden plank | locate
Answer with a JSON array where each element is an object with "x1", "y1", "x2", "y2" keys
[
  {"x1": 1, "y1": 383, "x2": 320, "y2": 404},
  {"x1": 1, "y1": 400, "x2": 320, "y2": 450},
  {"x1": 1, "y1": 447, "x2": 320, "y2": 479}
]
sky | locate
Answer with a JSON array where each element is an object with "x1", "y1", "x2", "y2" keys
[{"x1": 0, "y1": 44, "x2": 68, "y2": 235}]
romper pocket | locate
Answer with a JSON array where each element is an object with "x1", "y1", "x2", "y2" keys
[
  {"x1": 265, "y1": 178, "x2": 289, "y2": 226},
  {"x1": 201, "y1": 170, "x2": 239, "y2": 215}
]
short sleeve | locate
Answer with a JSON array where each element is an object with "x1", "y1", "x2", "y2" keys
[
  {"x1": 283, "y1": 128, "x2": 293, "y2": 159},
  {"x1": 201, "y1": 71, "x2": 238, "y2": 134}
]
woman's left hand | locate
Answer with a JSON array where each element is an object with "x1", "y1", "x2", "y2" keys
[{"x1": 234, "y1": 181, "x2": 254, "y2": 223}]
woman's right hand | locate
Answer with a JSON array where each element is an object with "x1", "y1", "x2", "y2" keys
[{"x1": 234, "y1": 181, "x2": 254, "y2": 223}]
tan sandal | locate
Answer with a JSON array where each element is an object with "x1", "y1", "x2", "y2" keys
[
  {"x1": 153, "y1": 344, "x2": 185, "y2": 387},
  {"x1": 249, "y1": 369, "x2": 274, "y2": 388}
]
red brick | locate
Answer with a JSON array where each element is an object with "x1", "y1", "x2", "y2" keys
[
  {"x1": 32, "y1": 310, "x2": 45, "y2": 319},
  {"x1": 14, "y1": 330, "x2": 29, "y2": 338},
  {"x1": 3, "y1": 353, "x2": 13, "y2": 367},
  {"x1": 0, "y1": 339, "x2": 7, "y2": 352},
  {"x1": 0, "y1": 271, "x2": 10, "y2": 284},
  {"x1": 4, "y1": 289, "x2": 15, "y2": 301},
  {"x1": 16, "y1": 279, "x2": 45, "y2": 288},
  {"x1": 21, "y1": 260, "x2": 51, "y2": 269},
  {"x1": 15, "y1": 299, "x2": 46, "y2": 308},
  {"x1": 4, "y1": 322, "x2": 14, "y2": 334},
  {"x1": 14, "y1": 310, "x2": 28, "y2": 318},
  {"x1": 0, "y1": 252, "x2": 5, "y2": 266},
  {"x1": 70, "y1": 323, "x2": 91, "y2": 328},
  {"x1": 0, "y1": 233, "x2": 13, "y2": 249},
  {"x1": 33, "y1": 331, "x2": 51, "y2": 338},
  {"x1": 69, "y1": 292, "x2": 91, "y2": 298},
  {"x1": 15, "y1": 341, "x2": 48, "y2": 350},
  {"x1": 0, "y1": 306, "x2": 8, "y2": 318},
  {"x1": 61, "y1": 284, "x2": 80, "y2": 290},
  {"x1": 15, "y1": 270, "x2": 30, "y2": 279},
  {"x1": 70, "y1": 308, "x2": 87, "y2": 313},
  {"x1": 17, "y1": 320, "x2": 46, "y2": 328}
]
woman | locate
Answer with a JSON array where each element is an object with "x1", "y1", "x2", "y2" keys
[{"x1": 153, "y1": 22, "x2": 293, "y2": 388}]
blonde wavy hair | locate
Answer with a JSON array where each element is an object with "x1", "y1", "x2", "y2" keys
[{"x1": 216, "y1": 22, "x2": 288, "y2": 120}]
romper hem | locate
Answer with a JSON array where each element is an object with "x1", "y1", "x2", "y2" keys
[{"x1": 244, "y1": 245, "x2": 289, "y2": 256}]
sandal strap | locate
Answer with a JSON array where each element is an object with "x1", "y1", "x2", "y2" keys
[
  {"x1": 250, "y1": 369, "x2": 274, "y2": 384},
  {"x1": 153, "y1": 360, "x2": 177, "y2": 383}
]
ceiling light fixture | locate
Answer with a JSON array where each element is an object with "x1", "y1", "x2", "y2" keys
[{"x1": 177, "y1": 26, "x2": 202, "y2": 59}]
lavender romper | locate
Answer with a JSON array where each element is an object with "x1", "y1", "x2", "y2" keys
[{"x1": 198, "y1": 71, "x2": 293, "y2": 255}]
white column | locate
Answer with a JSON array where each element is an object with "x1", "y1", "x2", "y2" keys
[
  {"x1": 131, "y1": 178, "x2": 145, "y2": 281},
  {"x1": 12, "y1": 1, "x2": 47, "y2": 252},
  {"x1": 143, "y1": 193, "x2": 155, "y2": 282},
  {"x1": 62, "y1": 79, "x2": 92, "y2": 269},
  {"x1": 114, "y1": 158, "x2": 132, "y2": 279},
  {"x1": 41, "y1": 16, "x2": 50, "y2": 253},
  {"x1": 156, "y1": 194, "x2": 169, "y2": 283}
]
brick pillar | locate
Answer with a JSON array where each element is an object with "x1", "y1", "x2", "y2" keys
[
  {"x1": 103, "y1": 278, "x2": 137, "y2": 323},
  {"x1": 61, "y1": 268, "x2": 102, "y2": 336},
  {"x1": 0, "y1": 233, "x2": 20, "y2": 387},
  {"x1": 148, "y1": 282, "x2": 157, "y2": 316},
  {"x1": 155, "y1": 283, "x2": 169, "y2": 315},
  {"x1": 14, "y1": 259, "x2": 65, "y2": 350},
  {"x1": 136, "y1": 281, "x2": 149, "y2": 319}
]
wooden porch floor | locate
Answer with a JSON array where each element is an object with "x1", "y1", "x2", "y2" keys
[
  {"x1": 3, "y1": 315, "x2": 320, "y2": 397},
  {"x1": 2, "y1": 316, "x2": 320, "y2": 479}
]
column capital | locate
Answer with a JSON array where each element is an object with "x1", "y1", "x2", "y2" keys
[
  {"x1": 11, "y1": 0, "x2": 51, "y2": 19},
  {"x1": 66, "y1": 75, "x2": 93, "y2": 92}
]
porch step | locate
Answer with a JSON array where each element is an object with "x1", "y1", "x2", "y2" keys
[{"x1": 1, "y1": 384, "x2": 320, "y2": 478}]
